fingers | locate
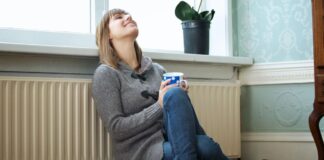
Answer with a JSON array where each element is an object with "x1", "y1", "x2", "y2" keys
[
  {"x1": 184, "y1": 80, "x2": 189, "y2": 90},
  {"x1": 160, "y1": 79, "x2": 177, "y2": 92},
  {"x1": 178, "y1": 80, "x2": 188, "y2": 92},
  {"x1": 158, "y1": 80, "x2": 177, "y2": 107},
  {"x1": 160, "y1": 79, "x2": 188, "y2": 93},
  {"x1": 160, "y1": 79, "x2": 171, "y2": 89},
  {"x1": 164, "y1": 83, "x2": 178, "y2": 90},
  {"x1": 180, "y1": 80, "x2": 187, "y2": 88}
]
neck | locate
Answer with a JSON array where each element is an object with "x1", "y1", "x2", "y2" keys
[{"x1": 113, "y1": 39, "x2": 139, "y2": 71}]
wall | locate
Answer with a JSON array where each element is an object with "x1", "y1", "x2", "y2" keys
[
  {"x1": 233, "y1": 0, "x2": 323, "y2": 159},
  {"x1": 233, "y1": 0, "x2": 313, "y2": 62}
]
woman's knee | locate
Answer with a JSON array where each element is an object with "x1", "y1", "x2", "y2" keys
[
  {"x1": 164, "y1": 87, "x2": 185, "y2": 97},
  {"x1": 163, "y1": 87, "x2": 186, "y2": 103},
  {"x1": 197, "y1": 135, "x2": 227, "y2": 160}
]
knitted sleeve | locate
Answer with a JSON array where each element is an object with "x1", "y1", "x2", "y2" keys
[{"x1": 92, "y1": 65, "x2": 163, "y2": 141}]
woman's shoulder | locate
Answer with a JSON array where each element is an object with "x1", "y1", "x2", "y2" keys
[
  {"x1": 92, "y1": 64, "x2": 121, "y2": 95},
  {"x1": 152, "y1": 62, "x2": 166, "y2": 74},
  {"x1": 93, "y1": 64, "x2": 120, "y2": 81},
  {"x1": 95, "y1": 64, "x2": 118, "y2": 74},
  {"x1": 152, "y1": 62, "x2": 164, "y2": 70}
]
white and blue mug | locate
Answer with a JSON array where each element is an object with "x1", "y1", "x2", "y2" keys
[{"x1": 162, "y1": 72, "x2": 188, "y2": 87}]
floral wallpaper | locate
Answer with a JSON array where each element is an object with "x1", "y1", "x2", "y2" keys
[
  {"x1": 240, "y1": 84, "x2": 321, "y2": 132},
  {"x1": 233, "y1": 0, "x2": 313, "y2": 63},
  {"x1": 234, "y1": 0, "x2": 322, "y2": 132}
]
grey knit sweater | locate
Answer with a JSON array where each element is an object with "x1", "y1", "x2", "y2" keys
[{"x1": 92, "y1": 56, "x2": 165, "y2": 160}]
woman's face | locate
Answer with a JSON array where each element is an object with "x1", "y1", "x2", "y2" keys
[{"x1": 108, "y1": 13, "x2": 138, "y2": 41}]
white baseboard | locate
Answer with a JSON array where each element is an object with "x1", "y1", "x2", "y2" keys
[
  {"x1": 239, "y1": 60, "x2": 314, "y2": 85},
  {"x1": 241, "y1": 132, "x2": 319, "y2": 160},
  {"x1": 241, "y1": 132, "x2": 317, "y2": 142}
]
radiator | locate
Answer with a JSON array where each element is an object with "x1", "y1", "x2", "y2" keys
[
  {"x1": 188, "y1": 82, "x2": 241, "y2": 158},
  {"x1": 0, "y1": 76, "x2": 240, "y2": 160}
]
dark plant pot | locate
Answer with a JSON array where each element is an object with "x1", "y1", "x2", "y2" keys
[{"x1": 182, "y1": 20, "x2": 210, "y2": 55}]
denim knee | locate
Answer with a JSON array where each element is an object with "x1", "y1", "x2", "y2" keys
[
  {"x1": 163, "y1": 87, "x2": 187, "y2": 106},
  {"x1": 197, "y1": 135, "x2": 228, "y2": 160},
  {"x1": 164, "y1": 87, "x2": 185, "y2": 98}
]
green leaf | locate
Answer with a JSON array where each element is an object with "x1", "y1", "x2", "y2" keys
[
  {"x1": 204, "y1": 9, "x2": 215, "y2": 21},
  {"x1": 175, "y1": 1, "x2": 196, "y2": 21},
  {"x1": 191, "y1": 7, "x2": 200, "y2": 20},
  {"x1": 199, "y1": 11, "x2": 209, "y2": 19}
]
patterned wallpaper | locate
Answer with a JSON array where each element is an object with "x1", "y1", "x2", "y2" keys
[
  {"x1": 240, "y1": 83, "x2": 324, "y2": 132},
  {"x1": 234, "y1": 0, "x2": 320, "y2": 132},
  {"x1": 233, "y1": 0, "x2": 313, "y2": 63}
]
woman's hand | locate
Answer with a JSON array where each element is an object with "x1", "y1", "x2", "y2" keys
[
  {"x1": 158, "y1": 79, "x2": 177, "y2": 107},
  {"x1": 179, "y1": 80, "x2": 189, "y2": 92}
]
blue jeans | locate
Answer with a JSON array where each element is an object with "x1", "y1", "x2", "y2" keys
[{"x1": 162, "y1": 87, "x2": 229, "y2": 160}]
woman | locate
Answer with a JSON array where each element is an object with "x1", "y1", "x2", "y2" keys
[{"x1": 92, "y1": 8, "x2": 228, "y2": 160}]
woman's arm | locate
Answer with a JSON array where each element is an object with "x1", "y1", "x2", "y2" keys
[{"x1": 92, "y1": 65, "x2": 163, "y2": 141}]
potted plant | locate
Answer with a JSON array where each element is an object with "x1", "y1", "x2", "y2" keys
[{"x1": 175, "y1": 0, "x2": 215, "y2": 55}]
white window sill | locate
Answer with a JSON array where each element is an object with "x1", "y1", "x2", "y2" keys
[{"x1": 0, "y1": 42, "x2": 253, "y2": 66}]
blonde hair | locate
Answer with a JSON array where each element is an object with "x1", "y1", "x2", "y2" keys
[{"x1": 96, "y1": 8, "x2": 143, "y2": 68}]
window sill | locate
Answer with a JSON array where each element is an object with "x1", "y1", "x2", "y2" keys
[
  {"x1": 0, "y1": 43, "x2": 253, "y2": 80},
  {"x1": 0, "y1": 42, "x2": 253, "y2": 66}
]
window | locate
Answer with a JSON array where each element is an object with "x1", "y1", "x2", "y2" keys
[
  {"x1": 0, "y1": 0, "x2": 90, "y2": 33},
  {"x1": 0, "y1": 0, "x2": 105, "y2": 48},
  {"x1": 109, "y1": 0, "x2": 231, "y2": 56},
  {"x1": 0, "y1": 0, "x2": 231, "y2": 56}
]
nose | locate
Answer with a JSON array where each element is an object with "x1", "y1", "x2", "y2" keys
[{"x1": 125, "y1": 14, "x2": 132, "y2": 21}]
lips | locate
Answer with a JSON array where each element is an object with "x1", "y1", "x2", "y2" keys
[{"x1": 125, "y1": 21, "x2": 136, "y2": 27}]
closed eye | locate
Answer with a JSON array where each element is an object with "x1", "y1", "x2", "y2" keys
[
  {"x1": 113, "y1": 15, "x2": 122, "y2": 19},
  {"x1": 112, "y1": 14, "x2": 123, "y2": 20}
]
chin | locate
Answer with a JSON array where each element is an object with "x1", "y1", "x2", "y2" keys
[
  {"x1": 130, "y1": 29, "x2": 139, "y2": 38},
  {"x1": 123, "y1": 27, "x2": 139, "y2": 39},
  {"x1": 133, "y1": 30, "x2": 139, "y2": 38}
]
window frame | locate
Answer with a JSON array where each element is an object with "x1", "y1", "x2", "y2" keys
[{"x1": 226, "y1": 0, "x2": 233, "y2": 56}]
